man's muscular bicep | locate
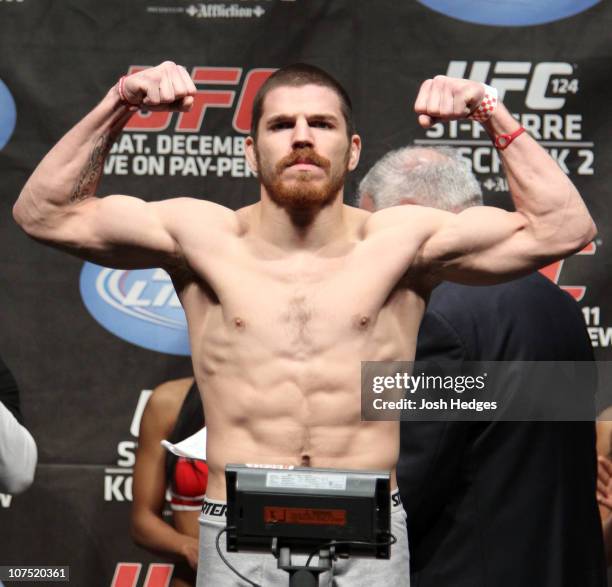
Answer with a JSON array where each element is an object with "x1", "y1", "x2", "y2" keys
[
  {"x1": 414, "y1": 206, "x2": 557, "y2": 284},
  {"x1": 38, "y1": 195, "x2": 183, "y2": 269}
]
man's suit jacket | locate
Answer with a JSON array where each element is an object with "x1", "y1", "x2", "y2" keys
[{"x1": 397, "y1": 273, "x2": 606, "y2": 587}]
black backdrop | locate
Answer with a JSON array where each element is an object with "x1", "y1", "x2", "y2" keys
[{"x1": 1, "y1": 1, "x2": 611, "y2": 585}]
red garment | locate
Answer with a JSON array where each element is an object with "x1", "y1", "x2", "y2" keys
[{"x1": 170, "y1": 457, "x2": 208, "y2": 511}]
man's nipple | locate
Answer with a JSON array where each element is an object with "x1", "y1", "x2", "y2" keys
[{"x1": 354, "y1": 315, "x2": 370, "y2": 330}]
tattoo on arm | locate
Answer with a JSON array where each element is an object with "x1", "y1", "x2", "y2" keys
[{"x1": 70, "y1": 132, "x2": 112, "y2": 203}]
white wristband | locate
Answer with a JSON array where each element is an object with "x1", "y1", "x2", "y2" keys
[{"x1": 468, "y1": 84, "x2": 498, "y2": 122}]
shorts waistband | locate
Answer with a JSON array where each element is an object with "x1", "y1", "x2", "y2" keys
[
  {"x1": 201, "y1": 496, "x2": 227, "y2": 519},
  {"x1": 200, "y1": 489, "x2": 402, "y2": 521}
]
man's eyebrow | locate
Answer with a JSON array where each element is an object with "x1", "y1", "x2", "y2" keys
[
  {"x1": 265, "y1": 113, "x2": 340, "y2": 125},
  {"x1": 308, "y1": 114, "x2": 340, "y2": 123},
  {"x1": 266, "y1": 114, "x2": 295, "y2": 126}
]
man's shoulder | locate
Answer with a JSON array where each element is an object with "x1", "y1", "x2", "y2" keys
[
  {"x1": 431, "y1": 272, "x2": 573, "y2": 309},
  {"x1": 154, "y1": 199, "x2": 250, "y2": 261},
  {"x1": 425, "y1": 273, "x2": 575, "y2": 338},
  {"x1": 485, "y1": 272, "x2": 580, "y2": 315},
  {"x1": 361, "y1": 204, "x2": 447, "y2": 236},
  {"x1": 426, "y1": 272, "x2": 590, "y2": 357},
  {"x1": 161, "y1": 198, "x2": 239, "y2": 229}
]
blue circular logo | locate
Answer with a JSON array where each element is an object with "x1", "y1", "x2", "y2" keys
[
  {"x1": 0, "y1": 79, "x2": 17, "y2": 150},
  {"x1": 80, "y1": 263, "x2": 190, "y2": 355},
  {"x1": 417, "y1": 0, "x2": 601, "y2": 26}
]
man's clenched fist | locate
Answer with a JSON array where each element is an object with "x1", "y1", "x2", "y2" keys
[
  {"x1": 414, "y1": 75, "x2": 486, "y2": 128},
  {"x1": 118, "y1": 61, "x2": 196, "y2": 112}
]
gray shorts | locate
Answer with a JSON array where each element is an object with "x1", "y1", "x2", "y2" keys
[{"x1": 196, "y1": 489, "x2": 410, "y2": 586}]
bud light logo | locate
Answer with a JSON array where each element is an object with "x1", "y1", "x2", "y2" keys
[
  {"x1": 0, "y1": 79, "x2": 16, "y2": 150},
  {"x1": 80, "y1": 263, "x2": 190, "y2": 355},
  {"x1": 417, "y1": 0, "x2": 601, "y2": 26}
]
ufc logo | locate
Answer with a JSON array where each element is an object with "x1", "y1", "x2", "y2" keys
[
  {"x1": 124, "y1": 66, "x2": 275, "y2": 133},
  {"x1": 538, "y1": 241, "x2": 596, "y2": 301},
  {"x1": 110, "y1": 563, "x2": 173, "y2": 587},
  {"x1": 446, "y1": 61, "x2": 573, "y2": 110}
]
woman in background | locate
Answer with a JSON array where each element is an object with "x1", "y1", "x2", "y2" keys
[{"x1": 131, "y1": 377, "x2": 207, "y2": 587}]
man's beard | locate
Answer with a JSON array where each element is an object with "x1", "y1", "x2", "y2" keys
[{"x1": 257, "y1": 146, "x2": 349, "y2": 211}]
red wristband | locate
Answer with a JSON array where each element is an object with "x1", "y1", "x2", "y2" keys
[
  {"x1": 117, "y1": 76, "x2": 127, "y2": 103},
  {"x1": 494, "y1": 126, "x2": 526, "y2": 150},
  {"x1": 116, "y1": 75, "x2": 131, "y2": 104}
]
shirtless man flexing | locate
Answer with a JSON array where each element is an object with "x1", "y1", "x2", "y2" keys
[{"x1": 14, "y1": 62, "x2": 595, "y2": 585}]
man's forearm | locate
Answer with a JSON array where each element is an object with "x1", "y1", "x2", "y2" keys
[
  {"x1": 14, "y1": 63, "x2": 195, "y2": 244},
  {"x1": 414, "y1": 77, "x2": 596, "y2": 258},
  {"x1": 13, "y1": 85, "x2": 132, "y2": 232},
  {"x1": 483, "y1": 103, "x2": 596, "y2": 250}
]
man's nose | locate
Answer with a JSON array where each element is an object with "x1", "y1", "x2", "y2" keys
[{"x1": 291, "y1": 118, "x2": 314, "y2": 149}]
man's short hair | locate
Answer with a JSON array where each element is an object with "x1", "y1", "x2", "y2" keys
[
  {"x1": 250, "y1": 63, "x2": 356, "y2": 141},
  {"x1": 358, "y1": 146, "x2": 483, "y2": 212}
]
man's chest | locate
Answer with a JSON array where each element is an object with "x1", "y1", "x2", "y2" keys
[
  {"x1": 190, "y1": 231, "x2": 418, "y2": 301},
  {"x1": 181, "y1": 250, "x2": 424, "y2": 359}
]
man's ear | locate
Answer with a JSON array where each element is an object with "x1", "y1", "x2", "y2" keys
[
  {"x1": 245, "y1": 136, "x2": 258, "y2": 174},
  {"x1": 348, "y1": 134, "x2": 361, "y2": 171}
]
